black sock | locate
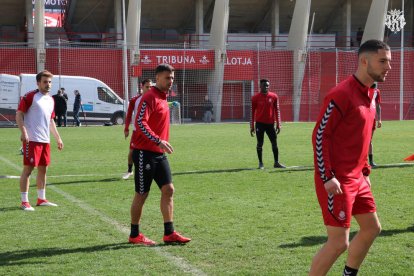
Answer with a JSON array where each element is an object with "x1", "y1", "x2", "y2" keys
[
  {"x1": 369, "y1": 154, "x2": 373, "y2": 163},
  {"x1": 164, "y1": 222, "x2": 174, "y2": 236},
  {"x1": 343, "y1": 265, "x2": 358, "y2": 276},
  {"x1": 130, "y1": 224, "x2": 139, "y2": 238},
  {"x1": 128, "y1": 164, "x2": 133, "y2": 173}
]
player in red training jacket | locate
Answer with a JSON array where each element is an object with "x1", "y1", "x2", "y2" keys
[
  {"x1": 128, "y1": 64, "x2": 191, "y2": 246},
  {"x1": 250, "y1": 79, "x2": 285, "y2": 169},
  {"x1": 122, "y1": 78, "x2": 152, "y2": 180},
  {"x1": 309, "y1": 40, "x2": 391, "y2": 276}
]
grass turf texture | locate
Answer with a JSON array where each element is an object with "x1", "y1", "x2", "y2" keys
[{"x1": 0, "y1": 121, "x2": 413, "y2": 275}]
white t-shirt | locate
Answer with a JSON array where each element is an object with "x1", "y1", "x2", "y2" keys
[{"x1": 17, "y1": 90, "x2": 55, "y2": 143}]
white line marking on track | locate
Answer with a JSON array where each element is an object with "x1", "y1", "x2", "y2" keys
[{"x1": 0, "y1": 155, "x2": 206, "y2": 276}]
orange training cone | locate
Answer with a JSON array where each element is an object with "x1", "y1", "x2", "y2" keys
[{"x1": 403, "y1": 154, "x2": 414, "y2": 161}]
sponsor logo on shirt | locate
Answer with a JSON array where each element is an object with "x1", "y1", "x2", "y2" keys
[{"x1": 338, "y1": 210, "x2": 346, "y2": 220}]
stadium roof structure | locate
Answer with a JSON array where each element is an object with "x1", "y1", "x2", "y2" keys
[
  {"x1": 62, "y1": 0, "x2": 375, "y2": 34},
  {"x1": 0, "y1": 0, "x2": 412, "y2": 45}
]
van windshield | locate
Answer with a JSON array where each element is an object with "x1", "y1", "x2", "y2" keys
[{"x1": 97, "y1": 87, "x2": 122, "y2": 104}]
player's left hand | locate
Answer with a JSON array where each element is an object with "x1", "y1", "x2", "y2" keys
[
  {"x1": 377, "y1": 120, "x2": 382, "y2": 128},
  {"x1": 124, "y1": 129, "x2": 129, "y2": 139},
  {"x1": 250, "y1": 128, "x2": 255, "y2": 137},
  {"x1": 276, "y1": 126, "x2": 281, "y2": 134},
  {"x1": 57, "y1": 138, "x2": 64, "y2": 151}
]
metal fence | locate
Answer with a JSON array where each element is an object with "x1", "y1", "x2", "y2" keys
[{"x1": 1, "y1": 41, "x2": 414, "y2": 126}]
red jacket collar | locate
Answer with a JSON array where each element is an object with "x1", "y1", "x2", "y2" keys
[{"x1": 352, "y1": 75, "x2": 374, "y2": 102}]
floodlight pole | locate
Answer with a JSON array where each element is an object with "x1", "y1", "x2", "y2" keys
[
  {"x1": 399, "y1": 0, "x2": 404, "y2": 120},
  {"x1": 122, "y1": 0, "x2": 129, "y2": 120},
  {"x1": 58, "y1": 37, "x2": 62, "y2": 89}
]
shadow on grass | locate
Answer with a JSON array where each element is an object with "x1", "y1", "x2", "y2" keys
[
  {"x1": 173, "y1": 167, "x2": 256, "y2": 176},
  {"x1": 0, "y1": 242, "x2": 132, "y2": 266},
  {"x1": 372, "y1": 163, "x2": 414, "y2": 169},
  {"x1": 0, "y1": 241, "x2": 191, "y2": 266},
  {"x1": 46, "y1": 177, "x2": 120, "y2": 186},
  {"x1": 268, "y1": 166, "x2": 314, "y2": 173},
  {"x1": 0, "y1": 206, "x2": 20, "y2": 212},
  {"x1": 279, "y1": 225, "x2": 414, "y2": 248}
]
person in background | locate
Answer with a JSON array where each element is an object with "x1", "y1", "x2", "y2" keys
[
  {"x1": 368, "y1": 82, "x2": 382, "y2": 167},
  {"x1": 61, "y1": 87, "x2": 68, "y2": 127},
  {"x1": 203, "y1": 94, "x2": 213, "y2": 123},
  {"x1": 73, "y1": 90, "x2": 82, "y2": 127},
  {"x1": 16, "y1": 70, "x2": 64, "y2": 211},
  {"x1": 356, "y1": 27, "x2": 363, "y2": 46},
  {"x1": 52, "y1": 89, "x2": 67, "y2": 127},
  {"x1": 123, "y1": 79, "x2": 152, "y2": 180},
  {"x1": 250, "y1": 79, "x2": 285, "y2": 169}
]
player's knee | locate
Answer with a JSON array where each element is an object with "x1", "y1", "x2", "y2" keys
[
  {"x1": 327, "y1": 239, "x2": 349, "y2": 255},
  {"x1": 256, "y1": 145, "x2": 263, "y2": 150},
  {"x1": 162, "y1": 184, "x2": 174, "y2": 197},
  {"x1": 365, "y1": 223, "x2": 382, "y2": 238}
]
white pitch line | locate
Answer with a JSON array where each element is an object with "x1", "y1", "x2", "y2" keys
[
  {"x1": 0, "y1": 155, "x2": 206, "y2": 276},
  {"x1": 0, "y1": 155, "x2": 23, "y2": 171},
  {"x1": 49, "y1": 185, "x2": 206, "y2": 276}
]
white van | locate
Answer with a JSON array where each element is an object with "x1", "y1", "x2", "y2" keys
[
  {"x1": 19, "y1": 74, "x2": 125, "y2": 124},
  {"x1": 0, "y1": 74, "x2": 20, "y2": 120}
]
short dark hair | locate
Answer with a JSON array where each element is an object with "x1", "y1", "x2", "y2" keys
[
  {"x1": 155, "y1": 64, "x2": 174, "y2": 74},
  {"x1": 260, "y1": 79, "x2": 269, "y2": 85},
  {"x1": 358, "y1": 39, "x2": 390, "y2": 56},
  {"x1": 141, "y1": 79, "x2": 152, "y2": 86},
  {"x1": 36, "y1": 70, "x2": 53, "y2": 82}
]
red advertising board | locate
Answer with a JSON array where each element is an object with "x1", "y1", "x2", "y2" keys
[{"x1": 224, "y1": 50, "x2": 255, "y2": 81}]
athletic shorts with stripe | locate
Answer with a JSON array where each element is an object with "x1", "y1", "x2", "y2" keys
[
  {"x1": 314, "y1": 173, "x2": 376, "y2": 228},
  {"x1": 132, "y1": 149, "x2": 172, "y2": 194},
  {"x1": 23, "y1": 141, "x2": 51, "y2": 167}
]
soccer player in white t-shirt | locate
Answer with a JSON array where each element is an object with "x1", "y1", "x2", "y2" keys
[{"x1": 16, "y1": 70, "x2": 64, "y2": 211}]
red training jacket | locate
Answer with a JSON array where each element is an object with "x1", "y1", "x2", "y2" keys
[
  {"x1": 131, "y1": 87, "x2": 170, "y2": 153},
  {"x1": 312, "y1": 75, "x2": 376, "y2": 183},
  {"x1": 250, "y1": 91, "x2": 281, "y2": 129}
]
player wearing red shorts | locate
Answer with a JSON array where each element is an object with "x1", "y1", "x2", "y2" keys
[
  {"x1": 122, "y1": 79, "x2": 152, "y2": 180},
  {"x1": 309, "y1": 40, "x2": 391, "y2": 276},
  {"x1": 16, "y1": 70, "x2": 64, "y2": 211}
]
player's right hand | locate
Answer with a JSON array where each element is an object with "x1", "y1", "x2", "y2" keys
[
  {"x1": 158, "y1": 140, "x2": 174, "y2": 154},
  {"x1": 124, "y1": 129, "x2": 129, "y2": 139},
  {"x1": 250, "y1": 128, "x2": 255, "y2": 137},
  {"x1": 324, "y1": 178, "x2": 343, "y2": 195},
  {"x1": 20, "y1": 133, "x2": 29, "y2": 144}
]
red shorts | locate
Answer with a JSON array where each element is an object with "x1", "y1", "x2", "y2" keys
[
  {"x1": 314, "y1": 173, "x2": 376, "y2": 228},
  {"x1": 23, "y1": 141, "x2": 51, "y2": 167},
  {"x1": 129, "y1": 130, "x2": 138, "y2": 150}
]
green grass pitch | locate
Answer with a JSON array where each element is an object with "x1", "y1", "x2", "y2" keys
[{"x1": 0, "y1": 121, "x2": 413, "y2": 275}]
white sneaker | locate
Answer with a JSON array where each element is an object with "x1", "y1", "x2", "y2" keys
[
  {"x1": 122, "y1": 172, "x2": 133, "y2": 180},
  {"x1": 21, "y1": 202, "x2": 35, "y2": 211},
  {"x1": 36, "y1": 199, "x2": 58, "y2": 207}
]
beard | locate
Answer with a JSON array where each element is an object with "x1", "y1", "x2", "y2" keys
[{"x1": 367, "y1": 67, "x2": 386, "y2": 82}]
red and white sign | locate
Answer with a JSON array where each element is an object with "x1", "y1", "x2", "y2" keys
[{"x1": 137, "y1": 50, "x2": 215, "y2": 70}]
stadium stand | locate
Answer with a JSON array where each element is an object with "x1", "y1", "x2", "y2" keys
[{"x1": 0, "y1": 0, "x2": 413, "y2": 123}]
